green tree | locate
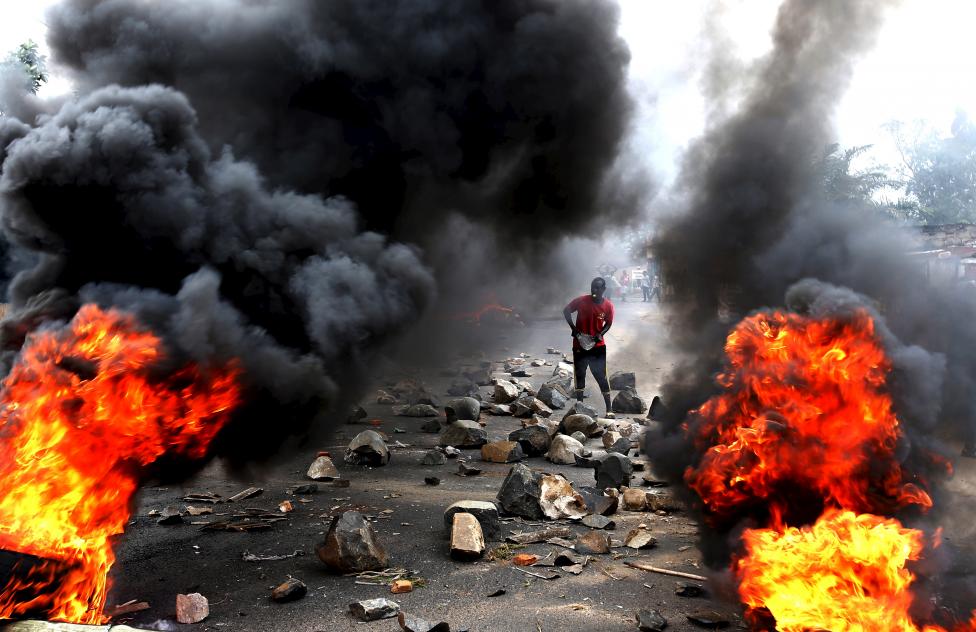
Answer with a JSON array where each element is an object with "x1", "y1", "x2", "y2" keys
[
  {"x1": 4, "y1": 39, "x2": 48, "y2": 95},
  {"x1": 886, "y1": 114, "x2": 976, "y2": 225},
  {"x1": 814, "y1": 143, "x2": 908, "y2": 220}
]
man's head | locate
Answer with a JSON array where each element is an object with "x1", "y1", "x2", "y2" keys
[{"x1": 591, "y1": 277, "x2": 606, "y2": 299}]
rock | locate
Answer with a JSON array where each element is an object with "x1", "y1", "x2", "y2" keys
[
  {"x1": 347, "y1": 405, "x2": 368, "y2": 424},
  {"x1": 602, "y1": 431, "x2": 622, "y2": 449},
  {"x1": 445, "y1": 397, "x2": 481, "y2": 422},
  {"x1": 607, "y1": 436, "x2": 632, "y2": 455},
  {"x1": 647, "y1": 395, "x2": 668, "y2": 421},
  {"x1": 625, "y1": 528, "x2": 657, "y2": 550},
  {"x1": 316, "y1": 511, "x2": 389, "y2": 573},
  {"x1": 421, "y1": 449, "x2": 447, "y2": 466},
  {"x1": 609, "y1": 371, "x2": 636, "y2": 391},
  {"x1": 271, "y1": 578, "x2": 307, "y2": 603},
  {"x1": 538, "y1": 474, "x2": 588, "y2": 519},
  {"x1": 570, "y1": 431, "x2": 587, "y2": 443},
  {"x1": 493, "y1": 380, "x2": 520, "y2": 403},
  {"x1": 391, "y1": 379, "x2": 438, "y2": 406},
  {"x1": 575, "y1": 531, "x2": 611, "y2": 554},
  {"x1": 464, "y1": 366, "x2": 493, "y2": 386},
  {"x1": 570, "y1": 400, "x2": 599, "y2": 418},
  {"x1": 622, "y1": 487, "x2": 648, "y2": 511},
  {"x1": 646, "y1": 491, "x2": 684, "y2": 512},
  {"x1": 509, "y1": 368, "x2": 532, "y2": 377},
  {"x1": 443, "y1": 501, "x2": 501, "y2": 540},
  {"x1": 447, "y1": 380, "x2": 480, "y2": 397},
  {"x1": 508, "y1": 426, "x2": 552, "y2": 456},
  {"x1": 175, "y1": 593, "x2": 209, "y2": 624},
  {"x1": 345, "y1": 430, "x2": 390, "y2": 466},
  {"x1": 675, "y1": 582, "x2": 705, "y2": 597},
  {"x1": 496, "y1": 463, "x2": 545, "y2": 520},
  {"x1": 439, "y1": 420, "x2": 487, "y2": 448},
  {"x1": 561, "y1": 413, "x2": 599, "y2": 437},
  {"x1": 450, "y1": 512, "x2": 485, "y2": 560},
  {"x1": 547, "y1": 347, "x2": 562, "y2": 354},
  {"x1": 393, "y1": 403, "x2": 440, "y2": 417},
  {"x1": 546, "y1": 434, "x2": 586, "y2": 465},
  {"x1": 349, "y1": 598, "x2": 400, "y2": 622},
  {"x1": 421, "y1": 419, "x2": 443, "y2": 433},
  {"x1": 581, "y1": 514, "x2": 615, "y2": 529},
  {"x1": 513, "y1": 553, "x2": 539, "y2": 566},
  {"x1": 157, "y1": 505, "x2": 184, "y2": 525},
  {"x1": 306, "y1": 455, "x2": 340, "y2": 481},
  {"x1": 636, "y1": 609, "x2": 668, "y2": 632},
  {"x1": 576, "y1": 486, "x2": 619, "y2": 515},
  {"x1": 457, "y1": 461, "x2": 482, "y2": 476},
  {"x1": 481, "y1": 440, "x2": 525, "y2": 463},
  {"x1": 685, "y1": 610, "x2": 729, "y2": 628},
  {"x1": 425, "y1": 476, "x2": 440, "y2": 486},
  {"x1": 488, "y1": 403, "x2": 513, "y2": 415},
  {"x1": 594, "y1": 452, "x2": 633, "y2": 489},
  {"x1": 537, "y1": 383, "x2": 568, "y2": 410},
  {"x1": 442, "y1": 446, "x2": 461, "y2": 458},
  {"x1": 512, "y1": 395, "x2": 552, "y2": 418},
  {"x1": 612, "y1": 388, "x2": 647, "y2": 414},
  {"x1": 376, "y1": 390, "x2": 398, "y2": 405},
  {"x1": 398, "y1": 612, "x2": 451, "y2": 632}
]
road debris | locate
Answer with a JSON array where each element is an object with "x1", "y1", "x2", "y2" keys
[
  {"x1": 242, "y1": 550, "x2": 303, "y2": 562},
  {"x1": 228, "y1": 487, "x2": 263, "y2": 502},
  {"x1": 306, "y1": 455, "x2": 340, "y2": 480},
  {"x1": 444, "y1": 500, "x2": 501, "y2": 540},
  {"x1": 397, "y1": 612, "x2": 451, "y2": 632},
  {"x1": 450, "y1": 512, "x2": 485, "y2": 560},
  {"x1": 175, "y1": 592, "x2": 209, "y2": 624},
  {"x1": 316, "y1": 511, "x2": 389, "y2": 573},
  {"x1": 636, "y1": 608, "x2": 668, "y2": 632},
  {"x1": 271, "y1": 577, "x2": 307, "y2": 602},
  {"x1": 391, "y1": 579, "x2": 414, "y2": 594},
  {"x1": 624, "y1": 561, "x2": 708, "y2": 582},
  {"x1": 506, "y1": 526, "x2": 572, "y2": 544},
  {"x1": 349, "y1": 598, "x2": 400, "y2": 621}
]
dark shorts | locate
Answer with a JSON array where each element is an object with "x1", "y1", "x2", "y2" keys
[{"x1": 573, "y1": 346, "x2": 609, "y2": 391}]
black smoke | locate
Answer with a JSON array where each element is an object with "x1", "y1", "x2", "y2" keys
[
  {"x1": 647, "y1": 0, "x2": 976, "y2": 620},
  {"x1": 0, "y1": 0, "x2": 641, "y2": 465}
]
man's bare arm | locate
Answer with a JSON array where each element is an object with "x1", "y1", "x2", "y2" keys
[{"x1": 563, "y1": 305, "x2": 577, "y2": 334}]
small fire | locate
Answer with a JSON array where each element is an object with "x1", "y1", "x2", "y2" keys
[
  {"x1": 452, "y1": 303, "x2": 523, "y2": 326},
  {"x1": 685, "y1": 308, "x2": 972, "y2": 630},
  {"x1": 0, "y1": 304, "x2": 240, "y2": 623}
]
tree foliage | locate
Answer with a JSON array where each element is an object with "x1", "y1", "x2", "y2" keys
[
  {"x1": 887, "y1": 114, "x2": 976, "y2": 225},
  {"x1": 4, "y1": 39, "x2": 48, "y2": 95}
]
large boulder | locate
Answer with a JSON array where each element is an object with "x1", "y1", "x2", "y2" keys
[
  {"x1": 344, "y1": 430, "x2": 390, "y2": 466},
  {"x1": 393, "y1": 404, "x2": 440, "y2": 417},
  {"x1": 447, "y1": 380, "x2": 480, "y2": 398},
  {"x1": 538, "y1": 474, "x2": 587, "y2": 520},
  {"x1": 546, "y1": 434, "x2": 586, "y2": 465},
  {"x1": 537, "y1": 384, "x2": 568, "y2": 410},
  {"x1": 512, "y1": 395, "x2": 551, "y2": 418},
  {"x1": 450, "y1": 513, "x2": 485, "y2": 560},
  {"x1": 439, "y1": 420, "x2": 487, "y2": 448},
  {"x1": 612, "y1": 388, "x2": 647, "y2": 414},
  {"x1": 391, "y1": 379, "x2": 438, "y2": 406},
  {"x1": 493, "y1": 380, "x2": 520, "y2": 404},
  {"x1": 594, "y1": 452, "x2": 633, "y2": 489},
  {"x1": 307, "y1": 455, "x2": 340, "y2": 480},
  {"x1": 508, "y1": 426, "x2": 552, "y2": 456},
  {"x1": 316, "y1": 511, "x2": 389, "y2": 573},
  {"x1": 445, "y1": 397, "x2": 481, "y2": 422},
  {"x1": 609, "y1": 371, "x2": 636, "y2": 391},
  {"x1": 560, "y1": 414, "x2": 599, "y2": 437},
  {"x1": 481, "y1": 440, "x2": 525, "y2": 463},
  {"x1": 496, "y1": 463, "x2": 544, "y2": 520},
  {"x1": 443, "y1": 500, "x2": 501, "y2": 540}
]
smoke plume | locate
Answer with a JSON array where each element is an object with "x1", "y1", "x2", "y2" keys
[{"x1": 0, "y1": 0, "x2": 639, "y2": 465}]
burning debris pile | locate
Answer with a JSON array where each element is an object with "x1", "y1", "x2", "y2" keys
[
  {"x1": 683, "y1": 294, "x2": 960, "y2": 630},
  {"x1": 0, "y1": 305, "x2": 239, "y2": 623}
]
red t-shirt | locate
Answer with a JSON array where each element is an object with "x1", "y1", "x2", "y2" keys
[{"x1": 566, "y1": 295, "x2": 614, "y2": 350}]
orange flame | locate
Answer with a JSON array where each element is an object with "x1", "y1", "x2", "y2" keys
[
  {"x1": 737, "y1": 509, "x2": 940, "y2": 632},
  {"x1": 0, "y1": 304, "x2": 240, "y2": 623},
  {"x1": 685, "y1": 308, "x2": 972, "y2": 631},
  {"x1": 685, "y1": 309, "x2": 934, "y2": 522}
]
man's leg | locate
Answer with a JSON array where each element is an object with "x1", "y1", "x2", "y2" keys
[
  {"x1": 573, "y1": 348, "x2": 588, "y2": 404},
  {"x1": 642, "y1": 286, "x2": 649, "y2": 301},
  {"x1": 589, "y1": 347, "x2": 612, "y2": 416}
]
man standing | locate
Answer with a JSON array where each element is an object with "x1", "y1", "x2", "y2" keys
[
  {"x1": 563, "y1": 277, "x2": 615, "y2": 418},
  {"x1": 640, "y1": 270, "x2": 651, "y2": 302}
]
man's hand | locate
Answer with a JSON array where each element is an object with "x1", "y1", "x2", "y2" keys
[
  {"x1": 570, "y1": 327, "x2": 579, "y2": 337},
  {"x1": 593, "y1": 332, "x2": 603, "y2": 343}
]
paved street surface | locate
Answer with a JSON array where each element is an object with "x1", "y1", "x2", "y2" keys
[{"x1": 90, "y1": 295, "x2": 972, "y2": 631}]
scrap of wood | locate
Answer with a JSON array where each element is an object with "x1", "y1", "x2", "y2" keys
[
  {"x1": 624, "y1": 561, "x2": 707, "y2": 582},
  {"x1": 228, "y1": 487, "x2": 263, "y2": 502},
  {"x1": 506, "y1": 526, "x2": 572, "y2": 544}
]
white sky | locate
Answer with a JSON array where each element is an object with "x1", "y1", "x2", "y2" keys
[{"x1": 3, "y1": 0, "x2": 976, "y2": 190}]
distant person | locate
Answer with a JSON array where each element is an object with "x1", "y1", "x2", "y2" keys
[
  {"x1": 640, "y1": 271, "x2": 651, "y2": 302},
  {"x1": 649, "y1": 274, "x2": 662, "y2": 303},
  {"x1": 563, "y1": 277, "x2": 615, "y2": 418},
  {"x1": 648, "y1": 274, "x2": 661, "y2": 303}
]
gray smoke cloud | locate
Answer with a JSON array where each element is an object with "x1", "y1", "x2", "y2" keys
[
  {"x1": 0, "y1": 0, "x2": 641, "y2": 463},
  {"x1": 647, "y1": 0, "x2": 976, "y2": 621}
]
